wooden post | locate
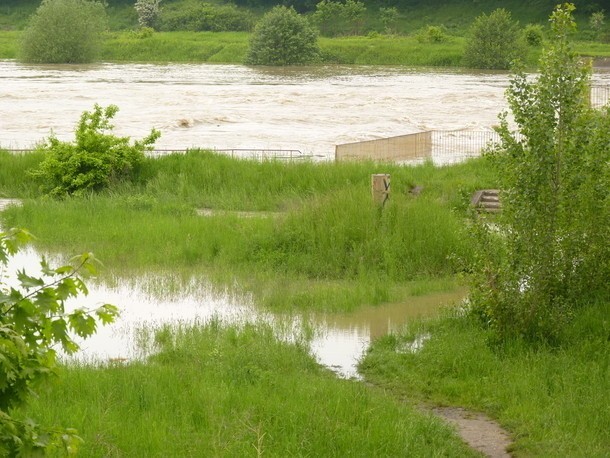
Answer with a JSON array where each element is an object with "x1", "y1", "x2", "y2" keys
[{"x1": 371, "y1": 174, "x2": 390, "y2": 206}]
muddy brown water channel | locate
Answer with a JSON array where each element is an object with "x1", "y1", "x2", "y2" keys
[{"x1": 3, "y1": 246, "x2": 464, "y2": 378}]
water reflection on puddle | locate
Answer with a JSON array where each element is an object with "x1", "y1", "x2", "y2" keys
[{"x1": 2, "y1": 248, "x2": 464, "y2": 378}]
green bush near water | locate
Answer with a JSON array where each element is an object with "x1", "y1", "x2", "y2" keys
[{"x1": 247, "y1": 6, "x2": 319, "y2": 65}]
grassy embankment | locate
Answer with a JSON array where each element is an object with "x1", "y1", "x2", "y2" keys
[
  {"x1": 359, "y1": 301, "x2": 610, "y2": 457},
  {"x1": 20, "y1": 323, "x2": 476, "y2": 457},
  {"x1": 3, "y1": 0, "x2": 610, "y2": 65}
]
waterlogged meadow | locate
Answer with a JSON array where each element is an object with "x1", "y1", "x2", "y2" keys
[
  {"x1": 359, "y1": 302, "x2": 610, "y2": 457},
  {"x1": 1, "y1": 149, "x2": 607, "y2": 455},
  {"x1": 22, "y1": 323, "x2": 476, "y2": 457},
  {"x1": 0, "y1": 150, "x2": 494, "y2": 311}
]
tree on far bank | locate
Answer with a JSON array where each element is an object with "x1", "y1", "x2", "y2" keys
[
  {"x1": 463, "y1": 8, "x2": 525, "y2": 69},
  {"x1": 134, "y1": 0, "x2": 162, "y2": 29},
  {"x1": 20, "y1": 0, "x2": 107, "y2": 64},
  {"x1": 246, "y1": 6, "x2": 319, "y2": 65}
]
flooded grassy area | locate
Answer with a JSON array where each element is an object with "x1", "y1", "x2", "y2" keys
[{"x1": 3, "y1": 151, "x2": 606, "y2": 456}]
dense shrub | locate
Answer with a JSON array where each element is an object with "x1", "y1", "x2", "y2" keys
[
  {"x1": 20, "y1": 0, "x2": 107, "y2": 63},
  {"x1": 463, "y1": 8, "x2": 526, "y2": 69},
  {"x1": 160, "y1": 2, "x2": 253, "y2": 32},
  {"x1": 30, "y1": 104, "x2": 160, "y2": 197},
  {"x1": 247, "y1": 6, "x2": 319, "y2": 65},
  {"x1": 523, "y1": 23, "x2": 545, "y2": 46},
  {"x1": 416, "y1": 25, "x2": 448, "y2": 43},
  {"x1": 134, "y1": 0, "x2": 162, "y2": 29},
  {"x1": 379, "y1": 6, "x2": 399, "y2": 34},
  {"x1": 312, "y1": 0, "x2": 367, "y2": 36}
]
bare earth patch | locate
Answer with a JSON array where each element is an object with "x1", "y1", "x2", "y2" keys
[{"x1": 432, "y1": 406, "x2": 512, "y2": 457}]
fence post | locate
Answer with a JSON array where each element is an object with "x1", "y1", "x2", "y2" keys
[{"x1": 371, "y1": 174, "x2": 390, "y2": 206}]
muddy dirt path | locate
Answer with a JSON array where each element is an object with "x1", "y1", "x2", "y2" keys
[{"x1": 432, "y1": 406, "x2": 512, "y2": 457}]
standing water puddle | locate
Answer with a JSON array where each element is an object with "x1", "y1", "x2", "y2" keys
[{"x1": 2, "y1": 247, "x2": 464, "y2": 378}]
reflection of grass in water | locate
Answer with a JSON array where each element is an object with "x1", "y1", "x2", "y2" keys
[{"x1": 22, "y1": 323, "x2": 475, "y2": 456}]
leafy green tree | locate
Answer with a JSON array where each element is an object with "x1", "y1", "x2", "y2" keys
[
  {"x1": 246, "y1": 6, "x2": 319, "y2": 66},
  {"x1": 312, "y1": 0, "x2": 366, "y2": 36},
  {"x1": 589, "y1": 10, "x2": 606, "y2": 40},
  {"x1": 30, "y1": 104, "x2": 160, "y2": 197},
  {"x1": 471, "y1": 3, "x2": 610, "y2": 342},
  {"x1": 463, "y1": 8, "x2": 526, "y2": 70},
  {"x1": 134, "y1": 0, "x2": 162, "y2": 29},
  {"x1": 20, "y1": 0, "x2": 108, "y2": 64},
  {"x1": 0, "y1": 228, "x2": 118, "y2": 455},
  {"x1": 379, "y1": 7, "x2": 399, "y2": 34}
]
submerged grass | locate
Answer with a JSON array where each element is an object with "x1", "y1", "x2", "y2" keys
[
  {"x1": 22, "y1": 322, "x2": 475, "y2": 457},
  {"x1": 359, "y1": 301, "x2": 610, "y2": 456},
  {"x1": 0, "y1": 151, "x2": 496, "y2": 310}
]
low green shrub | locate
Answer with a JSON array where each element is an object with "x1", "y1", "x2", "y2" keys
[
  {"x1": 30, "y1": 104, "x2": 160, "y2": 197},
  {"x1": 522, "y1": 23, "x2": 544, "y2": 46},
  {"x1": 160, "y1": 2, "x2": 254, "y2": 32},
  {"x1": 416, "y1": 25, "x2": 449, "y2": 43}
]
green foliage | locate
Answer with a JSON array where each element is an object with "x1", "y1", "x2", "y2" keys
[
  {"x1": 160, "y1": 2, "x2": 253, "y2": 32},
  {"x1": 30, "y1": 104, "x2": 160, "y2": 197},
  {"x1": 312, "y1": 0, "x2": 367, "y2": 36},
  {"x1": 20, "y1": 0, "x2": 108, "y2": 64},
  {"x1": 360, "y1": 301, "x2": 610, "y2": 456},
  {"x1": 134, "y1": 0, "x2": 162, "y2": 29},
  {"x1": 379, "y1": 6, "x2": 399, "y2": 34},
  {"x1": 472, "y1": 3, "x2": 610, "y2": 342},
  {"x1": 0, "y1": 228, "x2": 118, "y2": 455},
  {"x1": 20, "y1": 323, "x2": 475, "y2": 456},
  {"x1": 589, "y1": 10, "x2": 605, "y2": 38},
  {"x1": 416, "y1": 25, "x2": 448, "y2": 43},
  {"x1": 463, "y1": 8, "x2": 525, "y2": 69},
  {"x1": 247, "y1": 6, "x2": 319, "y2": 65},
  {"x1": 522, "y1": 23, "x2": 545, "y2": 46}
]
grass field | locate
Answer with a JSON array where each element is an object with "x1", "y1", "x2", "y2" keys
[{"x1": 1, "y1": 148, "x2": 607, "y2": 456}]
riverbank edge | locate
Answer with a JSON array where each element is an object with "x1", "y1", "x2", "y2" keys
[{"x1": 2, "y1": 30, "x2": 610, "y2": 67}]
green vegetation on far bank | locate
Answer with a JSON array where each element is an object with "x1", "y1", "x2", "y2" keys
[{"x1": 2, "y1": 28, "x2": 610, "y2": 66}]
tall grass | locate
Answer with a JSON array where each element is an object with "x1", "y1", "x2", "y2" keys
[
  {"x1": 0, "y1": 151, "x2": 496, "y2": 310},
  {"x1": 320, "y1": 35, "x2": 466, "y2": 66},
  {"x1": 21, "y1": 323, "x2": 476, "y2": 456},
  {"x1": 0, "y1": 150, "x2": 43, "y2": 198},
  {"x1": 359, "y1": 301, "x2": 610, "y2": 456}
]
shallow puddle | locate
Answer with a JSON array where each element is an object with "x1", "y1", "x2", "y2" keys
[{"x1": 2, "y1": 247, "x2": 464, "y2": 378}]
